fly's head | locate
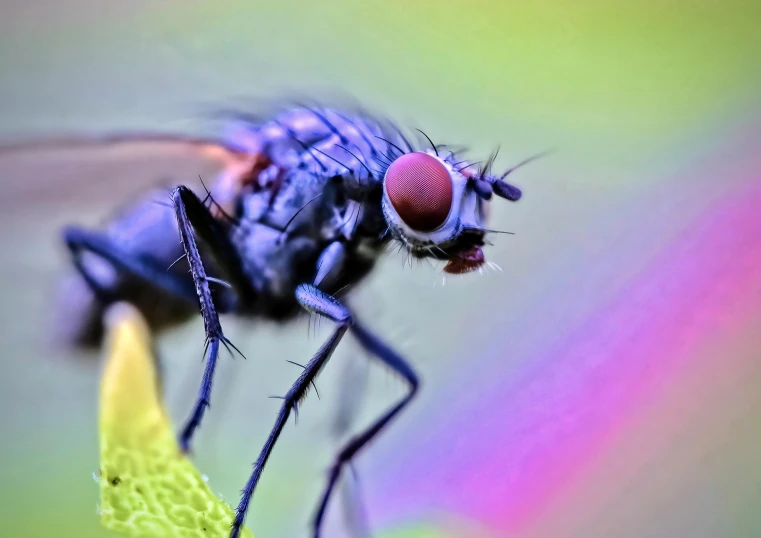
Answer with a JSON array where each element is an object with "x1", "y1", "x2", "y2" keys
[{"x1": 381, "y1": 147, "x2": 531, "y2": 274}]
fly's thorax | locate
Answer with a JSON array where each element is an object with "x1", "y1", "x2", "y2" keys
[
  {"x1": 231, "y1": 217, "x2": 321, "y2": 301},
  {"x1": 228, "y1": 165, "x2": 388, "y2": 302}
]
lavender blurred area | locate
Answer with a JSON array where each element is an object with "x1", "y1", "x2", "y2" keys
[{"x1": 1, "y1": 2, "x2": 760, "y2": 538}]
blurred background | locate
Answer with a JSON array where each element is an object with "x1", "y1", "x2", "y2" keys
[{"x1": 1, "y1": 1, "x2": 761, "y2": 537}]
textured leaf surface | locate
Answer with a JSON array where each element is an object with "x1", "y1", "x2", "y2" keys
[{"x1": 99, "y1": 303, "x2": 253, "y2": 538}]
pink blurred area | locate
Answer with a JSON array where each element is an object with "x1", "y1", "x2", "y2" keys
[{"x1": 369, "y1": 120, "x2": 761, "y2": 537}]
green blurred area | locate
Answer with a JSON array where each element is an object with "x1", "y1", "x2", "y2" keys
[
  {"x1": 2, "y1": 1, "x2": 760, "y2": 151},
  {"x1": 0, "y1": 1, "x2": 759, "y2": 538}
]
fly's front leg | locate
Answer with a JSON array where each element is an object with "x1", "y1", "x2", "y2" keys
[
  {"x1": 171, "y1": 185, "x2": 247, "y2": 452},
  {"x1": 231, "y1": 282, "x2": 352, "y2": 538}
]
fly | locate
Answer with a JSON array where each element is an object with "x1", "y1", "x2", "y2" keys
[{"x1": 45, "y1": 104, "x2": 531, "y2": 538}]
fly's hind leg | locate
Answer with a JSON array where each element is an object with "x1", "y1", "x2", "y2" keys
[
  {"x1": 309, "y1": 240, "x2": 419, "y2": 537},
  {"x1": 332, "y1": 347, "x2": 372, "y2": 538},
  {"x1": 170, "y1": 185, "x2": 252, "y2": 452},
  {"x1": 65, "y1": 184, "x2": 249, "y2": 453},
  {"x1": 312, "y1": 320, "x2": 419, "y2": 538}
]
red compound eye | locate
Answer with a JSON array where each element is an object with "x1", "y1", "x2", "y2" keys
[{"x1": 384, "y1": 152, "x2": 454, "y2": 232}]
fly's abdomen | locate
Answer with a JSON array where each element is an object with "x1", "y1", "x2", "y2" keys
[{"x1": 54, "y1": 188, "x2": 223, "y2": 348}]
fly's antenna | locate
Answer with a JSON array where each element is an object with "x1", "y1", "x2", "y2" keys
[
  {"x1": 491, "y1": 180, "x2": 522, "y2": 201},
  {"x1": 462, "y1": 148, "x2": 498, "y2": 201},
  {"x1": 499, "y1": 150, "x2": 552, "y2": 181},
  {"x1": 488, "y1": 149, "x2": 553, "y2": 202}
]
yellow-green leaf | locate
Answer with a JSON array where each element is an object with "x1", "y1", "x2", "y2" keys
[{"x1": 98, "y1": 303, "x2": 253, "y2": 538}]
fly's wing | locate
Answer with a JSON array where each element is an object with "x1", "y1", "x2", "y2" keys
[
  {"x1": 0, "y1": 134, "x2": 248, "y2": 218},
  {"x1": 0, "y1": 134, "x2": 251, "y2": 360}
]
